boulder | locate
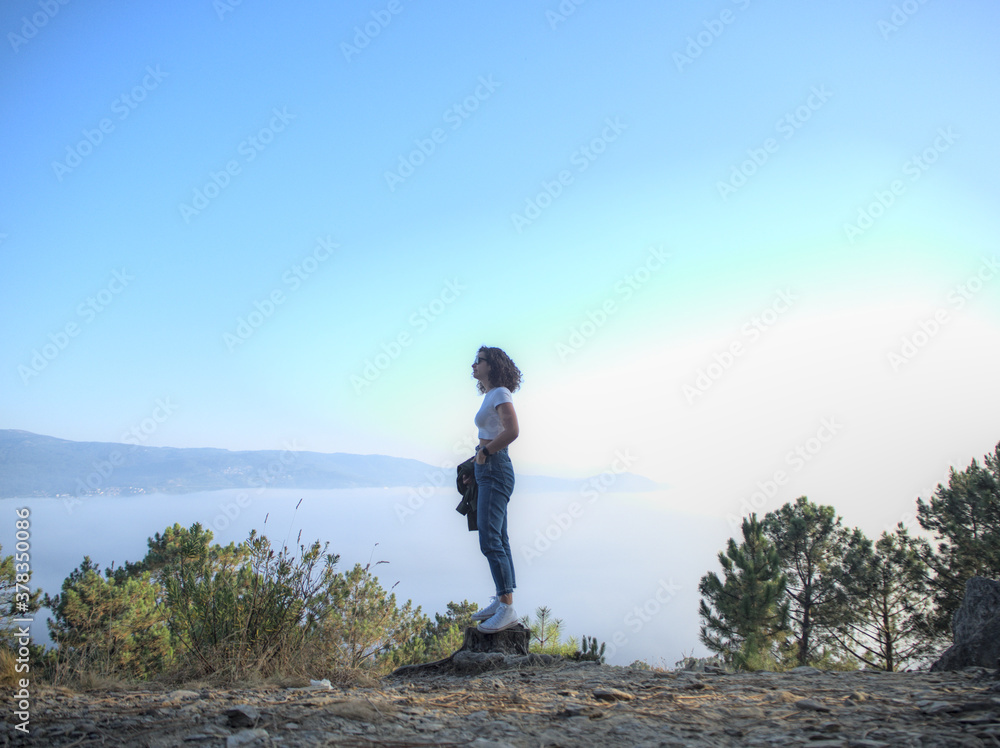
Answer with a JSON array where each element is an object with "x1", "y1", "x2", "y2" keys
[{"x1": 931, "y1": 576, "x2": 1000, "y2": 671}]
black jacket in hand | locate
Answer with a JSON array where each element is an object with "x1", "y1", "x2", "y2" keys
[{"x1": 455, "y1": 457, "x2": 477, "y2": 531}]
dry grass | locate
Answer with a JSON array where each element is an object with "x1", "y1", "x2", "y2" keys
[
  {"x1": 0, "y1": 647, "x2": 20, "y2": 690},
  {"x1": 53, "y1": 671, "x2": 142, "y2": 693}
]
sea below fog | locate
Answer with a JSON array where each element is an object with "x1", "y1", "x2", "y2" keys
[{"x1": 1, "y1": 487, "x2": 728, "y2": 667}]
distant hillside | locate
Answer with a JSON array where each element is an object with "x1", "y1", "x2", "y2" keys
[{"x1": 0, "y1": 430, "x2": 662, "y2": 498}]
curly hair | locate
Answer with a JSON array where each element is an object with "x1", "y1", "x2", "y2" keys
[{"x1": 476, "y1": 346, "x2": 522, "y2": 394}]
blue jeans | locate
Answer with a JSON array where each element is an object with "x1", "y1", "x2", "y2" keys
[{"x1": 474, "y1": 446, "x2": 516, "y2": 597}]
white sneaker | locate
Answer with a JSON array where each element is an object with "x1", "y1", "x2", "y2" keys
[
  {"x1": 471, "y1": 596, "x2": 500, "y2": 621},
  {"x1": 478, "y1": 603, "x2": 518, "y2": 633}
]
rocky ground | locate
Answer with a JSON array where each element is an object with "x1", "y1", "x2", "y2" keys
[{"x1": 5, "y1": 659, "x2": 1000, "y2": 747}]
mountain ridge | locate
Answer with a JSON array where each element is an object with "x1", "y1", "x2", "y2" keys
[{"x1": 0, "y1": 430, "x2": 662, "y2": 498}]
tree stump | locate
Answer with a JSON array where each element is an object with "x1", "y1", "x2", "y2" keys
[
  {"x1": 459, "y1": 623, "x2": 530, "y2": 655},
  {"x1": 390, "y1": 623, "x2": 531, "y2": 676}
]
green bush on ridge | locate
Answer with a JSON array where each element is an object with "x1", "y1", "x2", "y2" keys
[
  {"x1": 37, "y1": 520, "x2": 600, "y2": 685},
  {"x1": 41, "y1": 522, "x2": 433, "y2": 684}
]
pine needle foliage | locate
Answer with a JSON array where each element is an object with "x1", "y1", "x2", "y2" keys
[
  {"x1": 762, "y1": 497, "x2": 852, "y2": 667},
  {"x1": 44, "y1": 557, "x2": 172, "y2": 681},
  {"x1": 698, "y1": 514, "x2": 789, "y2": 670},
  {"x1": 916, "y1": 441, "x2": 1000, "y2": 637},
  {"x1": 831, "y1": 527, "x2": 934, "y2": 671}
]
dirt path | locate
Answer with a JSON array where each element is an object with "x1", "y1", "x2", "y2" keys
[{"x1": 6, "y1": 662, "x2": 1000, "y2": 747}]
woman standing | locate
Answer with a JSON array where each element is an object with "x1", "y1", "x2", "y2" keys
[{"x1": 468, "y1": 346, "x2": 521, "y2": 632}]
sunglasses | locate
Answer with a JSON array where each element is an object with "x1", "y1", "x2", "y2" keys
[{"x1": 472, "y1": 357, "x2": 485, "y2": 365}]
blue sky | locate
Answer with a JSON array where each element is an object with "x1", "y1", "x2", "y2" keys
[{"x1": 3, "y1": 0, "x2": 1000, "y2": 540}]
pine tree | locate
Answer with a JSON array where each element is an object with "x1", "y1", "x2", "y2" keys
[
  {"x1": 522, "y1": 606, "x2": 561, "y2": 651},
  {"x1": 519, "y1": 606, "x2": 578, "y2": 655},
  {"x1": 762, "y1": 497, "x2": 851, "y2": 667},
  {"x1": 916, "y1": 441, "x2": 1000, "y2": 636},
  {"x1": 831, "y1": 527, "x2": 934, "y2": 671},
  {"x1": 0, "y1": 542, "x2": 42, "y2": 643},
  {"x1": 44, "y1": 557, "x2": 173, "y2": 680},
  {"x1": 317, "y1": 560, "x2": 424, "y2": 670},
  {"x1": 698, "y1": 514, "x2": 789, "y2": 669},
  {"x1": 415, "y1": 600, "x2": 479, "y2": 661}
]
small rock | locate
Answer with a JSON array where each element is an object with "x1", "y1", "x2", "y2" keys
[
  {"x1": 558, "y1": 704, "x2": 604, "y2": 719},
  {"x1": 324, "y1": 698, "x2": 390, "y2": 723},
  {"x1": 226, "y1": 729, "x2": 269, "y2": 748},
  {"x1": 771, "y1": 690, "x2": 800, "y2": 703},
  {"x1": 168, "y1": 689, "x2": 201, "y2": 703},
  {"x1": 593, "y1": 687, "x2": 634, "y2": 702},
  {"x1": 223, "y1": 705, "x2": 260, "y2": 727},
  {"x1": 920, "y1": 701, "x2": 960, "y2": 714},
  {"x1": 416, "y1": 721, "x2": 446, "y2": 731},
  {"x1": 789, "y1": 666, "x2": 824, "y2": 675},
  {"x1": 795, "y1": 698, "x2": 832, "y2": 712},
  {"x1": 679, "y1": 681, "x2": 707, "y2": 690}
]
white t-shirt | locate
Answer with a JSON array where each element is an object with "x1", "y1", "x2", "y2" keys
[{"x1": 475, "y1": 386, "x2": 513, "y2": 440}]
